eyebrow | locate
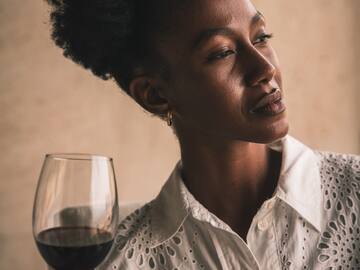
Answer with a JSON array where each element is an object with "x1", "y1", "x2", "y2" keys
[{"x1": 191, "y1": 11, "x2": 265, "y2": 50}]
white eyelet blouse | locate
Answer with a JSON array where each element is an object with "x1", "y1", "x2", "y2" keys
[{"x1": 99, "y1": 136, "x2": 360, "y2": 270}]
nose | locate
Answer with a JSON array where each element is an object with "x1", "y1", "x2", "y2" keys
[{"x1": 242, "y1": 47, "x2": 276, "y2": 88}]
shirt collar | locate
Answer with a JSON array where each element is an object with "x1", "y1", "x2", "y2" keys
[
  {"x1": 149, "y1": 135, "x2": 322, "y2": 246},
  {"x1": 149, "y1": 162, "x2": 189, "y2": 246},
  {"x1": 273, "y1": 135, "x2": 322, "y2": 232}
]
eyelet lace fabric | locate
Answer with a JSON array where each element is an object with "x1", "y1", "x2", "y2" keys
[
  {"x1": 100, "y1": 149, "x2": 360, "y2": 270},
  {"x1": 316, "y1": 152, "x2": 360, "y2": 269},
  {"x1": 108, "y1": 205, "x2": 207, "y2": 270},
  {"x1": 276, "y1": 152, "x2": 360, "y2": 270}
]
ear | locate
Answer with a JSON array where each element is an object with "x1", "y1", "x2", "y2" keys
[{"x1": 128, "y1": 76, "x2": 170, "y2": 117}]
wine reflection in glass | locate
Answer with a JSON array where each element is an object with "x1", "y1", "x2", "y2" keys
[{"x1": 33, "y1": 154, "x2": 119, "y2": 270}]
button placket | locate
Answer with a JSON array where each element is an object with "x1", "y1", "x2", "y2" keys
[
  {"x1": 257, "y1": 218, "x2": 271, "y2": 231},
  {"x1": 267, "y1": 232, "x2": 274, "y2": 240},
  {"x1": 264, "y1": 199, "x2": 275, "y2": 210},
  {"x1": 256, "y1": 199, "x2": 276, "y2": 232},
  {"x1": 257, "y1": 207, "x2": 273, "y2": 231}
]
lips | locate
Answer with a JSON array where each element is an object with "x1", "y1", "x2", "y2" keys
[{"x1": 250, "y1": 88, "x2": 286, "y2": 116}]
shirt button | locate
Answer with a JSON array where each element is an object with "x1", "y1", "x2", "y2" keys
[
  {"x1": 265, "y1": 199, "x2": 275, "y2": 209},
  {"x1": 257, "y1": 219, "x2": 270, "y2": 231}
]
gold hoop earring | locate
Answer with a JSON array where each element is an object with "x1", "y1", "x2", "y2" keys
[{"x1": 167, "y1": 111, "x2": 173, "y2": 126}]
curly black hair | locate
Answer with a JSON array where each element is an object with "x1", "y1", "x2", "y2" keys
[{"x1": 46, "y1": 0, "x2": 173, "y2": 92}]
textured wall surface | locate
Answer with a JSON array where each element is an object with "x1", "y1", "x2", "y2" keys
[{"x1": 0, "y1": 0, "x2": 359, "y2": 269}]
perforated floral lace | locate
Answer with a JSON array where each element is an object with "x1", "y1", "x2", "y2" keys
[
  {"x1": 109, "y1": 205, "x2": 206, "y2": 269},
  {"x1": 316, "y1": 152, "x2": 360, "y2": 269}
]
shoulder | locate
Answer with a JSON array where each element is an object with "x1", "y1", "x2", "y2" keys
[
  {"x1": 314, "y1": 151, "x2": 360, "y2": 212},
  {"x1": 100, "y1": 201, "x2": 189, "y2": 270},
  {"x1": 315, "y1": 151, "x2": 360, "y2": 181},
  {"x1": 100, "y1": 202, "x2": 153, "y2": 269},
  {"x1": 313, "y1": 152, "x2": 360, "y2": 267}
]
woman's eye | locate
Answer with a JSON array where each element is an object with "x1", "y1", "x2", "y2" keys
[
  {"x1": 253, "y1": 33, "x2": 273, "y2": 45},
  {"x1": 207, "y1": 49, "x2": 236, "y2": 62}
]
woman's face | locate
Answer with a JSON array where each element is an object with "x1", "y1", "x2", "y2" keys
[{"x1": 152, "y1": 0, "x2": 289, "y2": 143}]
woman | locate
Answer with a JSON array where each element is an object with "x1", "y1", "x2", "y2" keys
[{"x1": 47, "y1": 0, "x2": 360, "y2": 269}]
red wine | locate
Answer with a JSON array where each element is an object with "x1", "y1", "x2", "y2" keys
[{"x1": 35, "y1": 227, "x2": 114, "y2": 270}]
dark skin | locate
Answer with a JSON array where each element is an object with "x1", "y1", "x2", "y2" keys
[{"x1": 128, "y1": 0, "x2": 289, "y2": 240}]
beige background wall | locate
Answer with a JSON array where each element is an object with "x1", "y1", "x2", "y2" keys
[{"x1": 0, "y1": 0, "x2": 359, "y2": 269}]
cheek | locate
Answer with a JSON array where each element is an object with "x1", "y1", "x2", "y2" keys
[
  {"x1": 170, "y1": 66, "x2": 246, "y2": 130},
  {"x1": 180, "y1": 65, "x2": 240, "y2": 105},
  {"x1": 187, "y1": 60, "x2": 241, "y2": 96}
]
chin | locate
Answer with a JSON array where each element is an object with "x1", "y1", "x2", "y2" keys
[
  {"x1": 256, "y1": 117, "x2": 290, "y2": 144},
  {"x1": 237, "y1": 114, "x2": 290, "y2": 144}
]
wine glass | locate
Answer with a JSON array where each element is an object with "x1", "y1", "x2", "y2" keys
[{"x1": 33, "y1": 154, "x2": 119, "y2": 270}]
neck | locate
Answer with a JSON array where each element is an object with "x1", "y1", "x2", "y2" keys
[{"x1": 178, "y1": 131, "x2": 281, "y2": 237}]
